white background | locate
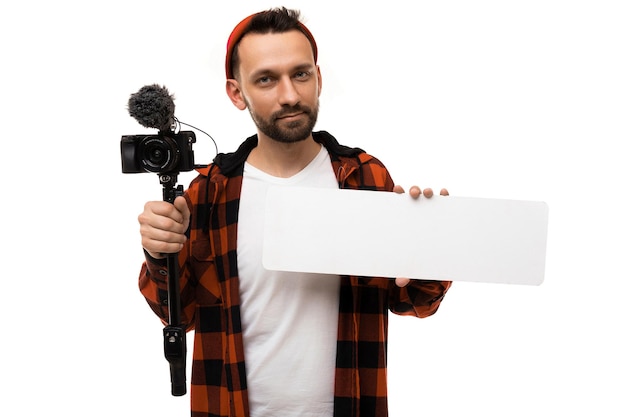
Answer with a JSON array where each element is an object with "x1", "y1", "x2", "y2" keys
[{"x1": 1, "y1": 0, "x2": 624, "y2": 416}]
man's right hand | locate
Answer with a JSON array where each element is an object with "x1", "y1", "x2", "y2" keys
[{"x1": 138, "y1": 196, "x2": 191, "y2": 259}]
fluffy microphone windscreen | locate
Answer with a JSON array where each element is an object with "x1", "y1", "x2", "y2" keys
[{"x1": 127, "y1": 84, "x2": 176, "y2": 131}]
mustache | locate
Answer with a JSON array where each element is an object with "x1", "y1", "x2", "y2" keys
[{"x1": 271, "y1": 104, "x2": 311, "y2": 120}]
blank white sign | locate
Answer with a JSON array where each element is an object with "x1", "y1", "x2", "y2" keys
[{"x1": 263, "y1": 187, "x2": 549, "y2": 285}]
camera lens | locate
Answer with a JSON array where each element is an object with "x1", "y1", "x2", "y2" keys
[{"x1": 138, "y1": 136, "x2": 179, "y2": 173}]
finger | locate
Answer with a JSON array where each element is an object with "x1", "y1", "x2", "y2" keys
[
  {"x1": 138, "y1": 210, "x2": 186, "y2": 235},
  {"x1": 139, "y1": 219, "x2": 188, "y2": 243},
  {"x1": 440, "y1": 188, "x2": 449, "y2": 196},
  {"x1": 395, "y1": 277, "x2": 410, "y2": 287},
  {"x1": 393, "y1": 185, "x2": 405, "y2": 194},
  {"x1": 174, "y1": 196, "x2": 191, "y2": 227},
  {"x1": 144, "y1": 201, "x2": 184, "y2": 225},
  {"x1": 141, "y1": 236, "x2": 185, "y2": 256},
  {"x1": 140, "y1": 224, "x2": 186, "y2": 255},
  {"x1": 423, "y1": 188, "x2": 434, "y2": 198},
  {"x1": 409, "y1": 186, "x2": 421, "y2": 199}
]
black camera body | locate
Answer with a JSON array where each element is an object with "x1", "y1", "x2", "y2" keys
[{"x1": 121, "y1": 130, "x2": 196, "y2": 174}]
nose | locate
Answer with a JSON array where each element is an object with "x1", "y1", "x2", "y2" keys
[{"x1": 276, "y1": 76, "x2": 300, "y2": 106}]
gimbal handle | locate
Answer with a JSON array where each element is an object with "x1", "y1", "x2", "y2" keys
[{"x1": 160, "y1": 172, "x2": 187, "y2": 397}]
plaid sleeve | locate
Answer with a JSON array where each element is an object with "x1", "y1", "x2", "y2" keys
[
  {"x1": 137, "y1": 252, "x2": 169, "y2": 323},
  {"x1": 389, "y1": 279, "x2": 452, "y2": 318},
  {"x1": 336, "y1": 152, "x2": 453, "y2": 318},
  {"x1": 137, "y1": 174, "x2": 207, "y2": 331}
]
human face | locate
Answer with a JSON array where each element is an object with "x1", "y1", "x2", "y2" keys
[{"x1": 228, "y1": 30, "x2": 322, "y2": 144}]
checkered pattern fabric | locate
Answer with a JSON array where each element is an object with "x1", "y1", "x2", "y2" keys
[{"x1": 138, "y1": 131, "x2": 451, "y2": 416}]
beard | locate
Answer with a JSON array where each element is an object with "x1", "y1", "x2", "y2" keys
[{"x1": 247, "y1": 101, "x2": 319, "y2": 144}]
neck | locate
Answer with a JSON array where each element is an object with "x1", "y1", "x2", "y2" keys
[{"x1": 247, "y1": 134, "x2": 321, "y2": 178}]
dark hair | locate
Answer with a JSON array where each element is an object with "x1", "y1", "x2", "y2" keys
[{"x1": 226, "y1": 7, "x2": 318, "y2": 79}]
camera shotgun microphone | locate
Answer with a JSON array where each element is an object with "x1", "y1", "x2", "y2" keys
[{"x1": 128, "y1": 84, "x2": 176, "y2": 132}]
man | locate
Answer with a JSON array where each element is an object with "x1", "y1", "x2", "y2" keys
[{"x1": 137, "y1": 7, "x2": 451, "y2": 417}]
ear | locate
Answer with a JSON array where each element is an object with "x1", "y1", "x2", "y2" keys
[
  {"x1": 226, "y1": 79, "x2": 247, "y2": 110},
  {"x1": 316, "y1": 65, "x2": 322, "y2": 97}
]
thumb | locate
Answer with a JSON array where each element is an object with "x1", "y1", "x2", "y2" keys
[
  {"x1": 174, "y1": 195, "x2": 191, "y2": 228},
  {"x1": 395, "y1": 277, "x2": 410, "y2": 287}
]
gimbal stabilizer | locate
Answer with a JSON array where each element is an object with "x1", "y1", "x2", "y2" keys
[{"x1": 159, "y1": 172, "x2": 187, "y2": 397}]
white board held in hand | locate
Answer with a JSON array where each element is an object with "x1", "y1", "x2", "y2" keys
[{"x1": 262, "y1": 187, "x2": 549, "y2": 285}]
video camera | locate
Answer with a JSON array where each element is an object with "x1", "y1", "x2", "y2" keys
[
  {"x1": 120, "y1": 84, "x2": 199, "y2": 176},
  {"x1": 120, "y1": 130, "x2": 196, "y2": 174}
]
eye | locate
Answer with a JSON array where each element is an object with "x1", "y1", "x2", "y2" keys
[
  {"x1": 294, "y1": 71, "x2": 311, "y2": 80},
  {"x1": 257, "y1": 76, "x2": 273, "y2": 85}
]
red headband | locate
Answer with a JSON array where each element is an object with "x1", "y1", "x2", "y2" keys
[{"x1": 225, "y1": 12, "x2": 318, "y2": 79}]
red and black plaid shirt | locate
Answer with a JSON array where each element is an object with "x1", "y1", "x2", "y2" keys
[{"x1": 139, "y1": 131, "x2": 451, "y2": 417}]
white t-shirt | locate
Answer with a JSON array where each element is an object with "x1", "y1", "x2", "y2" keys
[{"x1": 237, "y1": 146, "x2": 340, "y2": 417}]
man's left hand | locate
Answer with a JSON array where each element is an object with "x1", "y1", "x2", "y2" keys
[{"x1": 392, "y1": 184, "x2": 449, "y2": 287}]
